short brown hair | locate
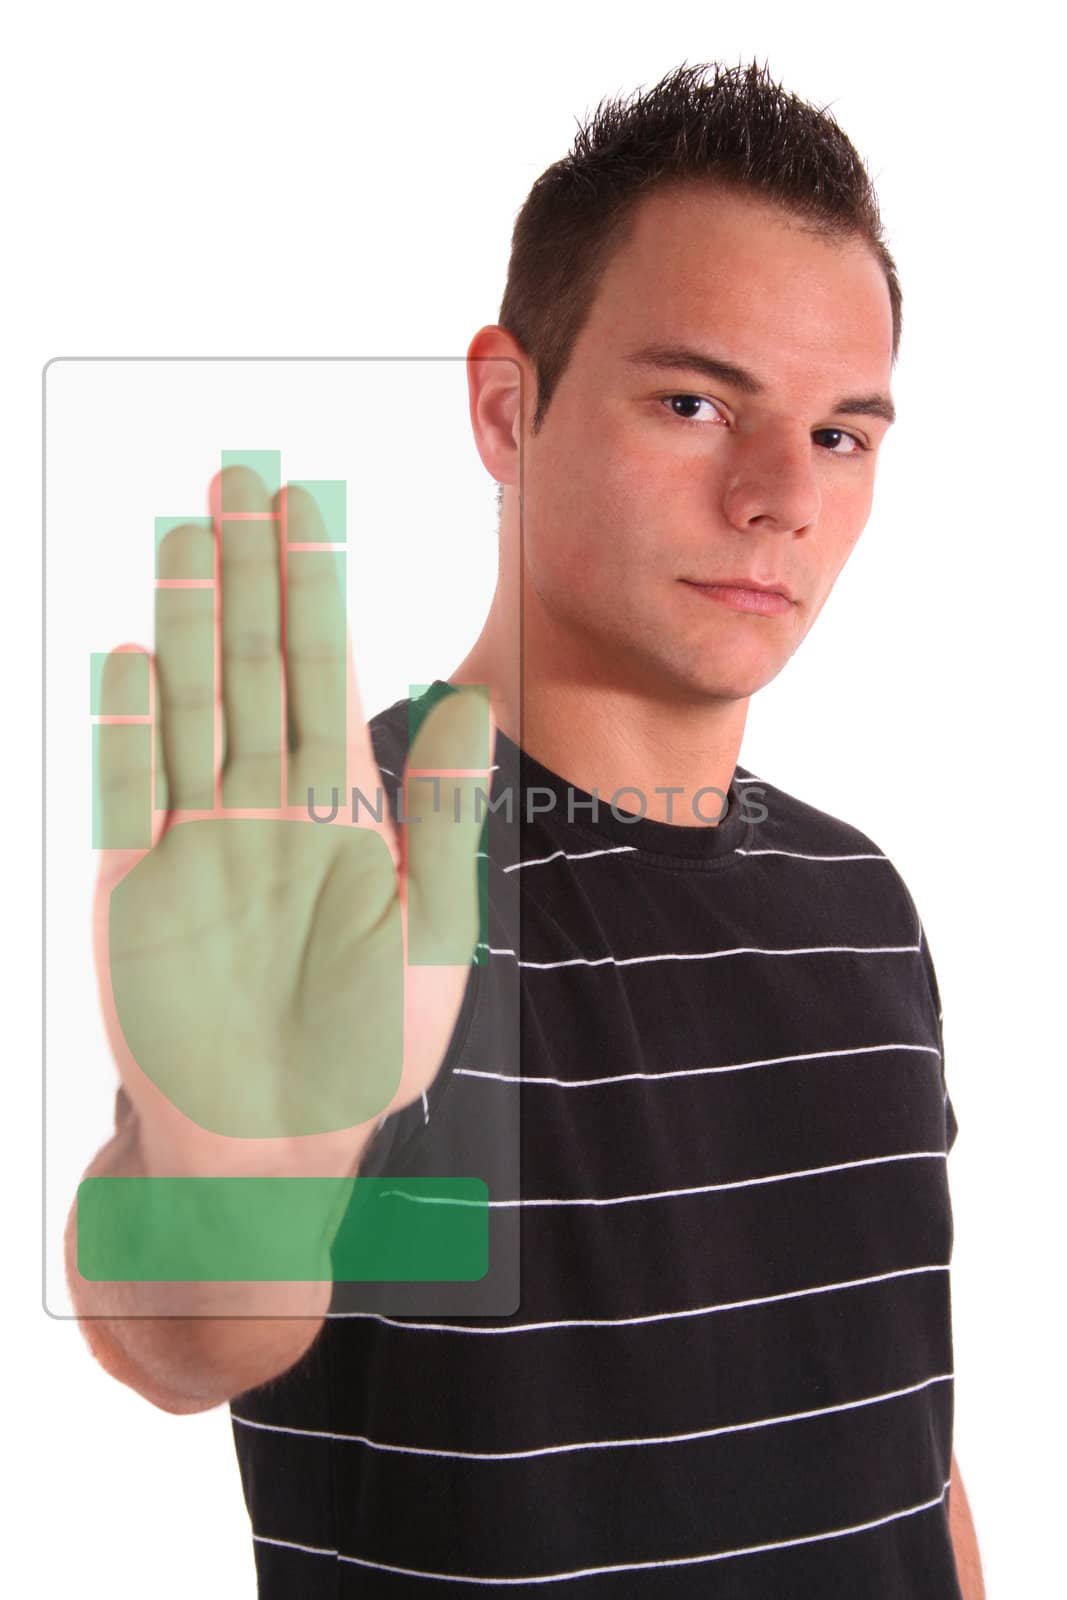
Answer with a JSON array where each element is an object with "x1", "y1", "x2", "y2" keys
[{"x1": 496, "y1": 59, "x2": 901, "y2": 440}]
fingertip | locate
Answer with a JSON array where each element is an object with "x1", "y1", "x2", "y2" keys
[{"x1": 207, "y1": 471, "x2": 223, "y2": 522}]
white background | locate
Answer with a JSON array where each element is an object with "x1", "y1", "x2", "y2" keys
[{"x1": 5, "y1": 2, "x2": 1063, "y2": 1593}]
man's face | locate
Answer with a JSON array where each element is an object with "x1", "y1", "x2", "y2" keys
[{"x1": 517, "y1": 183, "x2": 896, "y2": 706}]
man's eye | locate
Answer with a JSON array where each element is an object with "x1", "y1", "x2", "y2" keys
[
  {"x1": 812, "y1": 428, "x2": 866, "y2": 456},
  {"x1": 662, "y1": 395, "x2": 722, "y2": 423}
]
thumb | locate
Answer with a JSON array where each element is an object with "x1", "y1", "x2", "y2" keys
[{"x1": 402, "y1": 685, "x2": 496, "y2": 968}]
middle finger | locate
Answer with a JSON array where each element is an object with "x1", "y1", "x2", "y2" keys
[{"x1": 219, "y1": 466, "x2": 284, "y2": 810}]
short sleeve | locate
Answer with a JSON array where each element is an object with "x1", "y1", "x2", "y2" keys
[
  {"x1": 918, "y1": 921, "x2": 958, "y2": 1154},
  {"x1": 936, "y1": 1007, "x2": 958, "y2": 1154}
]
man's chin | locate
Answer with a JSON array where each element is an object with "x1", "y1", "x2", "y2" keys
[{"x1": 678, "y1": 653, "x2": 792, "y2": 704}]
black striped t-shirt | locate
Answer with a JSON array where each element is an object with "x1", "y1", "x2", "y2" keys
[{"x1": 230, "y1": 684, "x2": 960, "y2": 1597}]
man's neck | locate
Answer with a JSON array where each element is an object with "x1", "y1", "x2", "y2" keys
[{"x1": 446, "y1": 654, "x2": 748, "y2": 828}]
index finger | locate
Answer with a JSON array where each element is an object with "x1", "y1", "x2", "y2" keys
[{"x1": 280, "y1": 480, "x2": 395, "y2": 848}]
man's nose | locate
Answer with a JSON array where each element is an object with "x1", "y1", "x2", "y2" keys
[{"x1": 719, "y1": 426, "x2": 821, "y2": 536}]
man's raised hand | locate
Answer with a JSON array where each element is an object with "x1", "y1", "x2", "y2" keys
[{"x1": 92, "y1": 464, "x2": 493, "y2": 1182}]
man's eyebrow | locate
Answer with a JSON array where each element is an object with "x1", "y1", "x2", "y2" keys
[{"x1": 623, "y1": 344, "x2": 896, "y2": 426}]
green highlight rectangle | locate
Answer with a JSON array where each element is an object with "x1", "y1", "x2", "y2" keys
[
  {"x1": 408, "y1": 682, "x2": 491, "y2": 967},
  {"x1": 155, "y1": 518, "x2": 214, "y2": 578},
  {"x1": 287, "y1": 479, "x2": 346, "y2": 540},
  {"x1": 92, "y1": 724, "x2": 151, "y2": 848},
  {"x1": 91, "y1": 651, "x2": 149, "y2": 715},
  {"x1": 76, "y1": 1177, "x2": 489, "y2": 1282},
  {"x1": 221, "y1": 450, "x2": 281, "y2": 502},
  {"x1": 408, "y1": 680, "x2": 491, "y2": 767},
  {"x1": 332, "y1": 1177, "x2": 488, "y2": 1282},
  {"x1": 286, "y1": 549, "x2": 347, "y2": 800},
  {"x1": 154, "y1": 588, "x2": 215, "y2": 808}
]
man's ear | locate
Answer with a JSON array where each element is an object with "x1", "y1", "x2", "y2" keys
[{"x1": 466, "y1": 325, "x2": 530, "y2": 489}]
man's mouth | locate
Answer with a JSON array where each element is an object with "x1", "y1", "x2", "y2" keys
[{"x1": 681, "y1": 579, "x2": 795, "y2": 616}]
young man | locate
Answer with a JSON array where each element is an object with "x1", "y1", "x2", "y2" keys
[{"x1": 71, "y1": 62, "x2": 984, "y2": 1595}]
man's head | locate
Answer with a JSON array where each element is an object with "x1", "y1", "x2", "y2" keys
[
  {"x1": 467, "y1": 61, "x2": 898, "y2": 709},
  {"x1": 498, "y1": 60, "x2": 900, "y2": 438}
]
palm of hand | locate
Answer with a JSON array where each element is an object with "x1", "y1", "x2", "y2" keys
[{"x1": 93, "y1": 465, "x2": 490, "y2": 1169}]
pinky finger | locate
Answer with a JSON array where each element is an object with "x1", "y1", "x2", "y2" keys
[{"x1": 92, "y1": 646, "x2": 166, "y2": 887}]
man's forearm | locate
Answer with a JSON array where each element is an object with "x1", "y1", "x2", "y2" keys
[{"x1": 949, "y1": 1454, "x2": 986, "y2": 1600}]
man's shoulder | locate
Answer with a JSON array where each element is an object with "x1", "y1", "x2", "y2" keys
[
  {"x1": 735, "y1": 763, "x2": 927, "y2": 949},
  {"x1": 735, "y1": 761, "x2": 906, "y2": 876}
]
